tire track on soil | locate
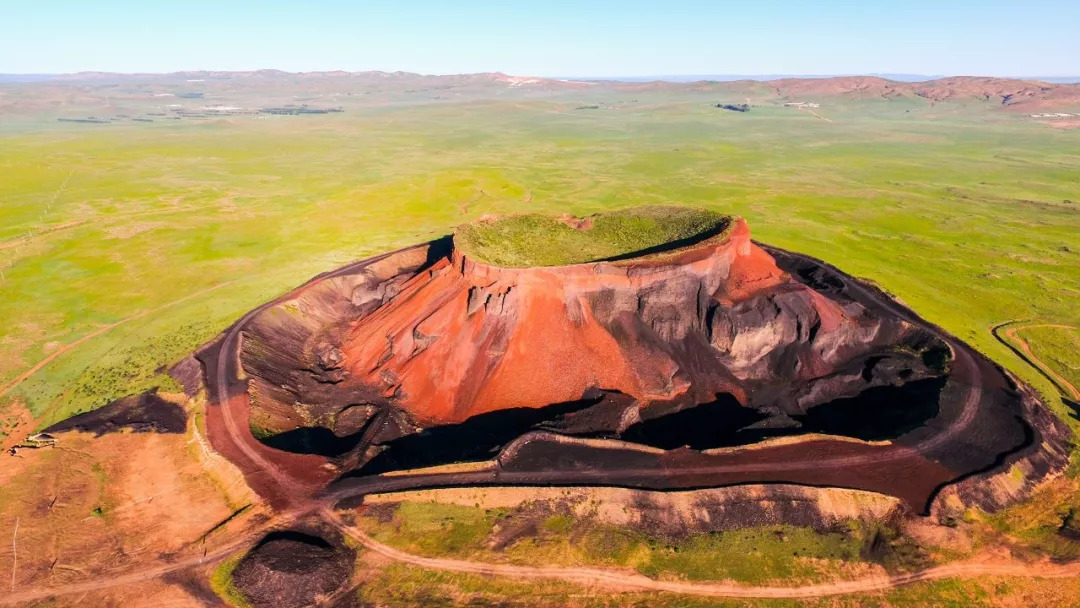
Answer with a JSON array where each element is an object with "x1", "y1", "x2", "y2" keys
[
  {"x1": 991, "y1": 322, "x2": 1080, "y2": 400},
  {"x1": 0, "y1": 280, "x2": 236, "y2": 401}
]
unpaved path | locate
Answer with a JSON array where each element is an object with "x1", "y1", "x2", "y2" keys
[
  {"x1": 323, "y1": 508, "x2": 1080, "y2": 599},
  {"x1": 804, "y1": 109, "x2": 833, "y2": 122},
  {"x1": 0, "y1": 519, "x2": 274, "y2": 606},
  {"x1": 992, "y1": 322, "x2": 1080, "y2": 400}
]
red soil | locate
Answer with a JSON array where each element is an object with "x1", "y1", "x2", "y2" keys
[{"x1": 339, "y1": 219, "x2": 803, "y2": 425}]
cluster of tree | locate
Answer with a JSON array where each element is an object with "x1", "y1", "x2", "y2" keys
[{"x1": 716, "y1": 103, "x2": 750, "y2": 112}]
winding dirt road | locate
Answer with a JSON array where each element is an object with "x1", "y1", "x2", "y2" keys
[
  {"x1": 5, "y1": 496, "x2": 1078, "y2": 606},
  {"x1": 323, "y1": 508, "x2": 1080, "y2": 599},
  {"x1": 992, "y1": 322, "x2": 1080, "y2": 401}
]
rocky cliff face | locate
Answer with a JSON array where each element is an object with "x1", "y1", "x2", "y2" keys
[{"x1": 239, "y1": 218, "x2": 948, "y2": 464}]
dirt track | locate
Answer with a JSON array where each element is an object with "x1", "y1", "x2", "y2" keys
[
  {"x1": 0, "y1": 279, "x2": 237, "y2": 401},
  {"x1": 993, "y1": 322, "x2": 1080, "y2": 401},
  {"x1": 323, "y1": 508, "x2": 1080, "y2": 599}
]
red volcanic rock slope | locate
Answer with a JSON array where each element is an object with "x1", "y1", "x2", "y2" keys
[
  {"x1": 211, "y1": 210, "x2": 1068, "y2": 514},
  {"x1": 241, "y1": 216, "x2": 935, "y2": 440},
  {"x1": 343, "y1": 218, "x2": 791, "y2": 424}
]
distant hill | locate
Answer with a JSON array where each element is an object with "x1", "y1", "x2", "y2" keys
[
  {"x1": 3, "y1": 70, "x2": 1078, "y2": 114},
  {"x1": 0, "y1": 74, "x2": 56, "y2": 83}
]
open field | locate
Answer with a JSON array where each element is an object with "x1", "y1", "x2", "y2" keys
[
  {"x1": 1, "y1": 74, "x2": 1079, "y2": 606},
  {"x1": 2, "y1": 81, "x2": 1077, "y2": 440},
  {"x1": 1013, "y1": 325, "x2": 1080, "y2": 399}
]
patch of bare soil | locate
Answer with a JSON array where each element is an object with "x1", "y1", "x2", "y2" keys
[
  {"x1": 0, "y1": 421, "x2": 259, "y2": 593},
  {"x1": 486, "y1": 499, "x2": 574, "y2": 551},
  {"x1": 0, "y1": 400, "x2": 34, "y2": 453},
  {"x1": 43, "y1": 389, "x2": 187, "y2": 436},
  {"x1": 233, "y1": 527, "x2": 354, "y2": 608},
  {"x1": 168, "y1": 355, "x2": 205, "y2": 398},
  {"x1": 556, "y1": 213, "x2": 594, "y2": 230},
  {"x1": 22, "y1": 571, "x2": 223, "y2": 608}
]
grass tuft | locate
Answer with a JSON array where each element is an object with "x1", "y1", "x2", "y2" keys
[{"x1": 209, "y1": 553, "x2": 252, "y2": 608}]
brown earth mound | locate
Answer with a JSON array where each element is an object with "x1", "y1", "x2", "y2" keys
[
  {"x1": 232, "y1": 528, "x2": 354, "y2": 608},
  {"x1": 44, "y1": 389, "x2": 186, "y2": 436}
]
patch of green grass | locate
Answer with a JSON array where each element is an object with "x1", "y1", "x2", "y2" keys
[
  {"x1": 209, "y1": 553, "x2": 252, "y2": 608},
  {"x1": 636, "y1": 525, "x2": 863, "y2": 582},
  {"x1": 248, "y1": 422, "x2": 275, "y2": 441},
  {"x1": 1017, "y1": 325, "x2": 1080, "y2": 399},
  {"x1": 454, "y1": 205, "x2": 730, "y2": 267},
  {"x1": 984, "y1": 479, "x2": 1080, "y2": 561},
  {"x1": 359, "y1": 501, "x2": 882, "y2": 584},
  {"x1": 361, "y1": 501, "x2": 505, "y2": 557},
  {"x1": 542, "y1": 513, "x2": 574, "y2": 534}
]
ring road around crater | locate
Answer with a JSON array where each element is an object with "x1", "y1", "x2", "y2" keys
[{"x1": 196, "y1": 208, "x2": 1070, "y2": 518}]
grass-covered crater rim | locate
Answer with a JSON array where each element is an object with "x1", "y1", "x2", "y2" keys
[{"x1": 453, "y1": 205, "x2": 734, "y2": 268}]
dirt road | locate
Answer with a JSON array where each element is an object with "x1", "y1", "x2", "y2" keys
[
  {"x1": 993, "y1": 322, "x2": 1080, "y2": 401},
  {"x1": 323, "y1": 508, "x2": 1080, "y2": 599},
  {"x1": 6, "y1": 494, "x2": 1077, "y2": 606},
  {"x1": 0, "y1": 279, "x2": 236, "y2": 401}
]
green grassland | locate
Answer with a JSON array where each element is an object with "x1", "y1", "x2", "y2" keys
[
  {"x1": 1016, "y1": 325, "x2": 1080, "y2": 397},
  {"x1": 3, "y1": 78, "x2": 1079, "y2": 606},
  {"x1": 0, "y1": 84, "x2": 1078, "y2": 447},
  {"x1": 356, "y1": 500, "x2": 918, "y2": 585},
  {"x1": 454, "y1": 205, "x2": 728, "y2": 266}
]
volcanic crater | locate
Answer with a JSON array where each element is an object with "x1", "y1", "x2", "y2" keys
[{"x1": 208, "y1": 206, "x2": 1069, "y2": 514}]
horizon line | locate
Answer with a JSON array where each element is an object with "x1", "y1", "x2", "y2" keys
[{"x1": 2, "y1": 70, "x2": 1079, "y2": 83}]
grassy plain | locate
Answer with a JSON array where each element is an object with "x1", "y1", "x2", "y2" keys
[
  {"x1": 2, "y1": 77, "x2": 1079, "y2": 607},
  {"x1": 2, "y1": 95, "x2": 1078, "y2": 436}
]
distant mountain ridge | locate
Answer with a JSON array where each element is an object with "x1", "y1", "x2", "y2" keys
[
  {"x1": 7, "y1": 69, "x2": 1076, "y2": 86},
  {"x1": 3, "y1": 70, "x2": 1079, "y2": 112}
]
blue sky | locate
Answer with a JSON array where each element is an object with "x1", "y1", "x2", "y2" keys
[{"x1": 2, "y1": 0, "x2": 1078, "y2": 76}]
